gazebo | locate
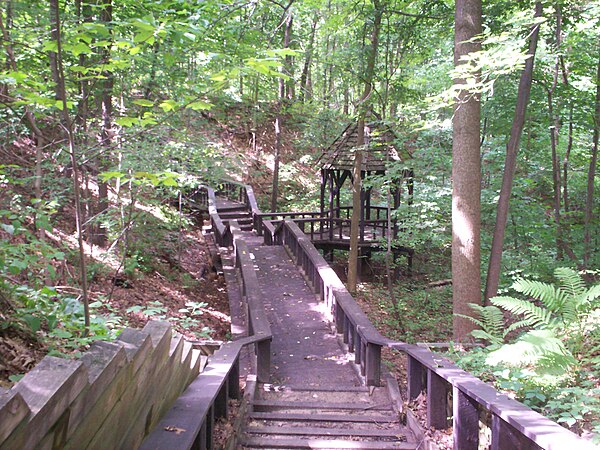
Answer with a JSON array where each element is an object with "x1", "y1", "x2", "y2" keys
[{"x1": 316, "y1": 119, "x2": 414, "y2": 269}]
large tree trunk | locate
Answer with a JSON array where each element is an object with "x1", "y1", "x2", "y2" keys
[
  {"x1": 584, "y1": 53, "x2": 600, "y2": 267},
  {"x1": 347, "y1": 0, "x2": 384, "y2": 294},
  {"x1": 451, "y1": 0, "x2": 482, "y2": 341},
  {"x1": 483, "y1": 2, "x2": 542, "y2": 303}
]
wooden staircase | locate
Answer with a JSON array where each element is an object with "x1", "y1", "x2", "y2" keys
[
  {"x1": 240, "y1": 383, "x2": 417, "y2": 449},
  {"x1": 218, "y1": 206, "x2": 254, "y2": 231}
]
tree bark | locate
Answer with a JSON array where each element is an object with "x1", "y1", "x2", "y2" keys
[
  {"x1": 584, "y1": 52, "x2": 600, "y2": 267},
  {"x1": 299, "y1": 15, "x2": 317, "y2": 102},
  {"x1": 50, "y1": 0, "x2": 91, "y2": 331},
  {"x1": 483, "y1": 2, "x2": 542, "y2": 303},
  {"x1": 347, "y1": 0, "x2": 384, "y2": 294},
  {"x1": 93, "y1": 0, "x2": 113, "y2": 247},
  {"x1": 452, "y1": 0, "x2": 482, "y2": 341}
]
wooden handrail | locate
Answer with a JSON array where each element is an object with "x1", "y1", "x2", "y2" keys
[
  {"x1": 200, "y1": 181, "x2": 594, "y2": 449},
  {"x1": 269, "y1": 218, "x2": 595, "y2": 450},
  {"x1": 141, "y1": 192, "x2": 272, "y2": 450}
]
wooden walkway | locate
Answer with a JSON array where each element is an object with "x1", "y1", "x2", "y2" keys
[
  {"x1": 142, "y1": 186, "x2": 597, "y2": 450},
  {"x1": 213, "y1": 198, "x2": 417, "y2": 449}
]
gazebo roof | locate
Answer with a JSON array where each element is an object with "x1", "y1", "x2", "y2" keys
[{"x1": 319, "y1": 121, "x2": 412, "y2": 173}]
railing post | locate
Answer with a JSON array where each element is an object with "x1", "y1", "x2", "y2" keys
[
  {"x1": 228, "y1": 358, "x2": 240, "y2": 400},
  {"x1": 453, "y1": 386, "x2": 479, "y2": 450},
  {"x1": 491, "y1": 414, "x2": 540, "y2": 450},
  {"x1": 407, "y1": 355, "x2": 424, "y2": 401},
  {"x1": 256, "y1": 339, "x2": 271, "y2": 383},
  {"x1": 427, "y1": 370, "x2": 449, "y2": 429},
  {"x1": 365, "y1": 343, "x2": 381, "y2": 386},
  {"x1": 214, "y1": 382, "x2": 228, "y2": 419},
  {"x1": 335, "y1": 303, "x2": 344, "y2": 333}
]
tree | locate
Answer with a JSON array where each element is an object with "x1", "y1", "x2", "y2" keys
[
  {"x1": 451, "y1": 0, "x2": 482, "y2": 341},
  {"x1": 484, "y1": 3, "x2": 543, "y2": 302},
  {"x1": 347, "y1": 0, "x2": 384, "y2": 294},
  {"x1": 584, "y1": 52, "x2": 600, "y2": 268}
]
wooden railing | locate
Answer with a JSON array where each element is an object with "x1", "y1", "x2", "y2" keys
[
  {"x1": 271, "y1": 219, "x2": 596, "y2": 450},
  {"x1": 140, "y1": 194, "x2": 272, "y2": 450}
]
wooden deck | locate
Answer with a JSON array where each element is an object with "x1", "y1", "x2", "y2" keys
[
  {"x1": 143, "y1": 184, "x2": 597, "y2": 450},
  {"x1": 231, "y1": 231, "x2": 416, "y2": 448}
]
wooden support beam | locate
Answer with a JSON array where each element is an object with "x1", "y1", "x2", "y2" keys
[{"x1": 453, "y1": 386, "x2": 479, "y2": 450}]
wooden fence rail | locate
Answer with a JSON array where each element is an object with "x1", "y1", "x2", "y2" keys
[
  {"x1": 140, "y1": 205, "x2": 272, "y2": 450},
  {"x1": 0, "y1": 322, "x2": 203, "y2": 450},
  {"x1": 266, "y1": 218, "x2": 596, "y2": 450},
  {"x1": 194, "y1": 180, "x2": 597, "y2": 450}
]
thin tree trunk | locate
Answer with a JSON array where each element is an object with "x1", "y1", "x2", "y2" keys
[
  {"x1": 483, "y1": 2, "x2": 542, "y2": 303},
  {"x1": 50, "y1": 0, "x2": 90, "y2": 331},
  {"x1": 452, "y1": 0, "x2": 483, "y2": 341},
  {"x1": 94, "y1": 0, "x2": 113, "y2": 247},
  {"x1": 347, "y1": 0, "x2": 384, "y2": 294},
  {"x1": 584, "y1": 52, "x2": 600, "y2": 267},
  {"x1": 283, "y1": 12, "x2": 294, "y2": 100},
  {"x1": 271, "y1": 113, "x2": 282, "y2": 212},
  {"x1": 548, "y1": 86, "x2": 563, "y2": 260},
  {"x1": 299, "y1": 15, "x2": 317, "y2": 102},
  {"x1": 563, "y1": 104, "x2": 573, "y2": 212}
]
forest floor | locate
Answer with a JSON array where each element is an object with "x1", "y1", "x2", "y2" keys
[{"x1": 0, "y1": 225, "x2": 230, "y2": 387}]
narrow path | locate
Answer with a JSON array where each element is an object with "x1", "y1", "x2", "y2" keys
[
  {"x1": 210, "y1": 195, "x2": 416, "y2": 448},
  {"x1": 245, "y1": 233, "x2": 361, "y2": 388}
]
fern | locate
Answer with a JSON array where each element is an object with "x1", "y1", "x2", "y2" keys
[
  {"x1": 459, "y1": 304, "x2": 509, "y2": 346},
  {"x1": 555, "y1": 267, "x2": 586, "y2": 297},
  {"x1": 485, "y1": 268, "x2": 600, "y2": 377},
  {"x1": 491, "y1": 296, "x2": 556, "y2": 329},
  {"x1": 512, "y1": 279, "x2": 567, "y2": 313}
]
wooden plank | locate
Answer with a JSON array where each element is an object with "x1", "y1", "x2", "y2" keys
[
  {"x1": 117, "y1": 321, "x2": 174, "y2": 450},
  {"x1": 66, "y1": 340, "x2": 128, "y2": 440},
  {"x1": 491, "y1": 413, "x2": 541, "y2": 450},
  {"x1": 0, "y1": 390, "x2": 30, "y2": 445},
  {"x1": 241, "y1": 437, "x2": 416, "y2": 449},
  {"x1": 407, "y1": 355, "x2": 424, "y2": 402},
  {"x1": 453, "y1": 386, "x2": 479, "y2": 450},
  {"x1": 427, "y1": 370, "x2": 448, "y2": 429},
  {"x1": 252, "y1": 400, "x2": 392, "y2": 411},
  {"x1": 139, "y1": 340, "x2": 247, "y2": 450},
  {"x1": 401, "y1": 344, "x2": 596, "y2": 449},
  {"x1": 4, "y1": 356, "x2": 88, "y2": 450},
  {"x1": 245, "y1": 425, "x2": 404, "y2": 438},
  {"x1": 249, "y1": 411, "x2": 399, "y2": 423}
]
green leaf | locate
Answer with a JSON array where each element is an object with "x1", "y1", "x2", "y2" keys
[
  {"x1": 100, "y1": 171, "x2": 125, "y2": 181},
  {"x1": 23, "y1": 315, "x2": 41, "y2": 333},
  {"x1": 134, "y1": 30, "x2": 154, "y2": 44},
  {"x1": 133, "y1": 99, "x2": 154, "y2": 107},
  {"x1": 115, "y1": 117, "x2": 139, "y2": 127},
  {"x1": 71, "y1": 42, "x2": 93, "y2": 56},
  {"x1": 158, "y1": 99, "x2": 179, "y2": 112},
  {"x1": 51, "y1": 328, "x2": 73, "y2": 339},
  {"x1": 187, "y1": 101, "x2": 212, "y2": 111}
]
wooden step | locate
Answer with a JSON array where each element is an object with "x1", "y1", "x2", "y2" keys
[
  {"x1": 252, "y1": 400, "x2": 392, "y2": 411},
  {"x1": 242, "y1": 436, "x2": 416, "y2": 449},
  {"x1": 249, "y1": 411, "x2": 399, "y2": 423},
  {"x1": 245, "y1": 425, "x2": 403, "y2": 438},
  {"x1": 219, "y1": 212, "x2": 252, "y2": 219}
]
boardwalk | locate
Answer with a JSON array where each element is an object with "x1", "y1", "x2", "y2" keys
[
  {"x1": 141, "y1": 185, "x2": 596, "y2": 450},
  {"x1": 213, "y1": 197, "x2": 416, "y2": 448}
]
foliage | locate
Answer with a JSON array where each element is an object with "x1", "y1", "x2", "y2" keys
[{"x1": 452, "y1": 268, "x2": 600, "y2": 437}]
